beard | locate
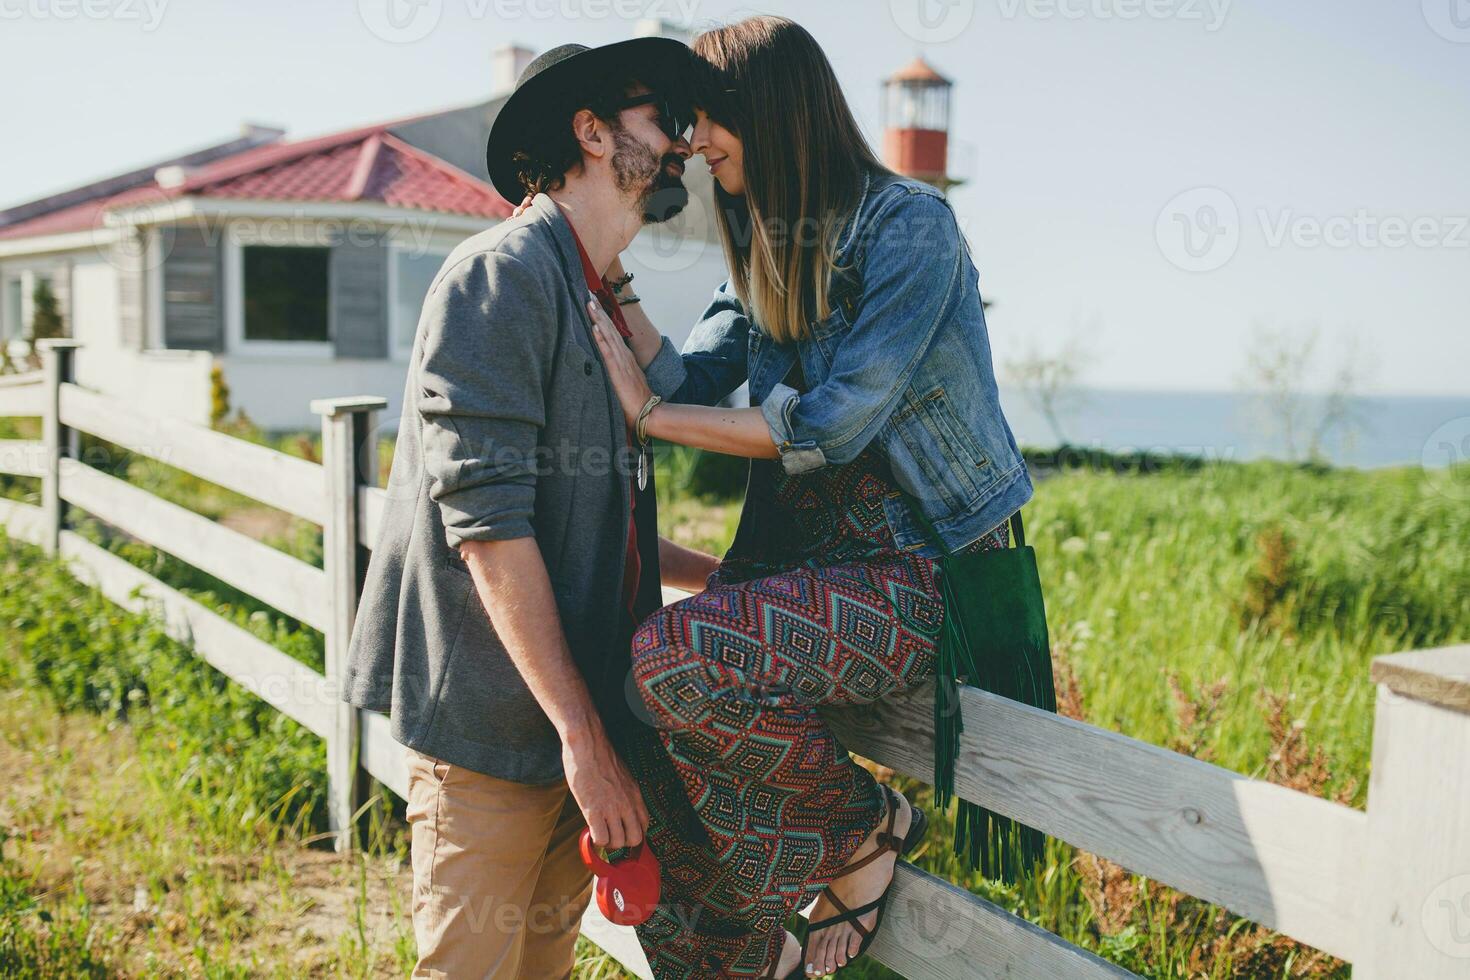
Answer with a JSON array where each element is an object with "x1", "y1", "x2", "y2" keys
[{"x1": 611, "y1": 125, "x2": 688, "y2": 225}]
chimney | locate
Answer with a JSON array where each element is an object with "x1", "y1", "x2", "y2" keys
[{"x1": 492, "y1": 44, "x2": 536, "y2": 97}]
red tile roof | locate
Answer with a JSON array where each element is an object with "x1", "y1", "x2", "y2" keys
[{"x1": 0, "y1": 125, "x2": 513, "y2": 242}]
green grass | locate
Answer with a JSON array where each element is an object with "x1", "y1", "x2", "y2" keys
[{"x1": 1, "y1": 440, "x2": 1466, "y2": 977}]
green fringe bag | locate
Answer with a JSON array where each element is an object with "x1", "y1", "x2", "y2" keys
[{"x1": 901, "y1": 495, "x2": 1057, "y2": 883}]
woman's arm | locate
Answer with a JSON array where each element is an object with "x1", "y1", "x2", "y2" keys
[
  {"x1": 588, "y1": 300, "x2": 780, "y2": 460},
  {"x1": 645, "y1": 402, "x2": 780, "y2": 461}
]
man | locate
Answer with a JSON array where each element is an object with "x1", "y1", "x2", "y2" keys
[{"x1": 342, "y1": 38, "x2": 719, "y2": 978}]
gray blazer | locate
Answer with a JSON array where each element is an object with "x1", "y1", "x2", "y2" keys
[{"x1": 343, "y1": 194, "x2": 687, "y2": 784}]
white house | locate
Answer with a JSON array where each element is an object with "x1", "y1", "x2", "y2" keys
[{"x1": 0, "y1": 42, "x2": 730, "y2": 431}]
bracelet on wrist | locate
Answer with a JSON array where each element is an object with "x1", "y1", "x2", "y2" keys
[
  {"x1": 635, "y1": 395, "x2": 662, "y2": 445},
  {"x1": 617, "y1": 294, "x2": 642, "y2": 306},
  {"x1": 606, "y1": 272, "x2": 635, "y2": 293}
]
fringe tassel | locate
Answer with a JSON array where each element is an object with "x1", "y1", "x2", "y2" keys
[{"x1": 933, "y1": 564, "x2": 1055, "y2": 884}]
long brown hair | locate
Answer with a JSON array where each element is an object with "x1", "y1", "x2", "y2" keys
[{"x1": 692, "y1": 17, "x2": 891, "y2": 344}]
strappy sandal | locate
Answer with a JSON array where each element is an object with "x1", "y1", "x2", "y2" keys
[{"x1": 801, "y1": 785, "x2": 928, "y2": 974}]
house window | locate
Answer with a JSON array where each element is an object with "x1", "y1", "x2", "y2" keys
[
  {"x1": 242, "y1": 246, "x2": 329, "y2": 342},
  {"x1": 392, "y1": 249, "x2": 448, "y2": 355}
]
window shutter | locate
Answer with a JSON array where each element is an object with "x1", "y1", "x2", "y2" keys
[
  {"x1": 330, "y1": 232, "x2": 387, "y2": 359},
  {"x1": 162, "y1": 224, "x2": 224, "y2": 352}
]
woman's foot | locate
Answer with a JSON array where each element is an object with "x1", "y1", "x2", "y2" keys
[{"x1": 803, "y1": 789, "x2": 912, "y2": 976}]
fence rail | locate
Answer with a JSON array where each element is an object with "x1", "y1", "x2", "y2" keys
[{"x1": 1, "y1": 341, "x2": 1467, "y2": 978}]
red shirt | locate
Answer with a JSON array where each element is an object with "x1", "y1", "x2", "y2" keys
[{"x1": 563, "y1": 217, "x2": 641, "y2": 623}]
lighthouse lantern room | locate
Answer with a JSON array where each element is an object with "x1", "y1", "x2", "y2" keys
[{"x1": 881, "y1": 58, "x2": 959, "y2": 191}]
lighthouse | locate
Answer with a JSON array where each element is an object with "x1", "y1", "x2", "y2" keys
[{"x1": 881, "y1": 58, "x2": 960, "y2": 192}]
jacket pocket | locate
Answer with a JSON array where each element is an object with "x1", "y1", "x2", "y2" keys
[
  {"x1": 886, "y1": 386, "x2": 991, "y2": 509},
  {"x1": 921, "y1": 387, "x2": 995, "y2": 480}
]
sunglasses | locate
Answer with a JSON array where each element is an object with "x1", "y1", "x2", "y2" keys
[{"x1": 615, "y1": 92, "x2": 694, "y2": 143}]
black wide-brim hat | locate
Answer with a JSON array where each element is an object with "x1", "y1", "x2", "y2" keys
[{"x1": 485, "y1": 37, "x2": 693, "y2": 205}]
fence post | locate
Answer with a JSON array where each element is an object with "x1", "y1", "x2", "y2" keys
[
  {"x1": 1357, "y1": 645, "x2": 1470, "y2": 977},
  {"x1": 39, "y1": 339, "x2": 82, "y2": 556},
  {"x1": 312, "y1": 395, "x2": 389, "y2": 853}
]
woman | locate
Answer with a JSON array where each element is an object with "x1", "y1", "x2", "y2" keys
[{"x1": 593, "y1": 17, "x2": 1034, "y2": 978}]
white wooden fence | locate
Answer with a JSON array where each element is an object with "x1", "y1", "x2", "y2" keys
[{"x1": 1, "y1": 339, "x2": 1467, "y2": 978}]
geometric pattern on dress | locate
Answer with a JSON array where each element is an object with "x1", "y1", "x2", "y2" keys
[{"x1": 629, "y1": 446, "x2": 1011, "y2": 978}]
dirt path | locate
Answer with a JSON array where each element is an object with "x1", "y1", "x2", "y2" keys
[{"x1": 0, "y1": 684, "x2": 413, "y2": 977}]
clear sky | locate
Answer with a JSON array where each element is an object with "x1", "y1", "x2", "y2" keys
[{"x1": 3, "y1": 0, "x2": 1466, "y2": 395}]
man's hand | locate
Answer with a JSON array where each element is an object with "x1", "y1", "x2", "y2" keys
[
  {"x1": 458, "y1": 537, "x2": 650, "y2": 848},
  {"x1": 562, "y1": 723, "x2": 651, "y2": 849}
]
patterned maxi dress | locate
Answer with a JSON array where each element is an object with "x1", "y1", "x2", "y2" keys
[{"x1": 628, "y1": 364, "x2": 1011, "y2": 978}]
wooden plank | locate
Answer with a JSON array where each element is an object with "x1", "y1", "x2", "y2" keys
[
  {"x1": 358, "y1": 485, "x2": 386, "y2": 551},
  {"x1": 0, "y1": 497, "x2": 47, "y2": 546},
  {"x1": 58, "y1": 458, "x2": 330, "y2": 633},
  {"x1": 0, "y1": 371, "x2": 44, "y2": 389},
  {"x1": 1359, "y1": 683, "x2": 1470, "y2": 976},
  {"x1": 0, "y1": 439, "x2": 44, "y2": 478},
  {"x1": 57, "y1": 530, "x2": 335, "y2": 739},
  {"x1": 824, "y1": 684, "x2": 1366, "y2": 963},
  {"x1": 0, "y1": 384, "x2": 45, "y2": 418},
  {"x1": 39, "y1": 342, "x2": 79, "y2": 555},
  {"x1": 58, "y1": 382, "x2": 327, "y2": 524},
  {"x1": 868, "y1": 862, "x2": 1137, "y2": 979},
  {"x1": 1371, "y1": 645, "x2": 1470, "y2": 714},
  {"x1": 358, "y1": 709, "x2": 409, "y2": 801},
  {"x1": 317, "y1": 403, "x2": 373, "y2": 851}
]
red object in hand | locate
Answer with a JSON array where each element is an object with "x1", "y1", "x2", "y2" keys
[{"x1": 579, "y1": 829, "x2": 661, "y2": 926}]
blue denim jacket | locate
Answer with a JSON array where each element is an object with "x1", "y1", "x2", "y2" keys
[{"x1": 663, "y1": 170, "x2": 1033, "y2": 555}]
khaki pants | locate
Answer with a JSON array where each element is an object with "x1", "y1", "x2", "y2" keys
[{"x1": 405, "y1": 747, "x2": 593, "y2": 979}]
